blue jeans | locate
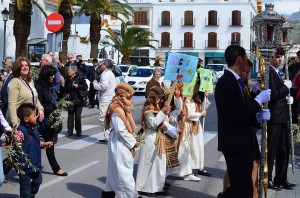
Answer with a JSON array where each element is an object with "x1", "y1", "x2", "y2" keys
[
  {"x1": 19, "y1": 171, "x2": 42, "y2": 198},
  {"x1": 0, "y1": 147, "x2": 3, "y2": 187}
]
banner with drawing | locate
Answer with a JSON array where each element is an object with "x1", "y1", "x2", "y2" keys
[
  {"x1": 198, "y1": 67, "x2": 213, "y2": 93},
  {"x1": 164, "y1": 53, "x2": 198, "y2": 83},
  {"x1": 182, "y1": 73, "x2": 198, "y2": 97}
]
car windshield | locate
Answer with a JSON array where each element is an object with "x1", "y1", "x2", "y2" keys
[
  {"x1": 119, "y1": 66, "x2": 129, "y2": 72},
  {"x1": 128, "y1": 68, "x2": 153, "y2": 77},
  {"x1": 206, "y1": 65, "x2": 224, "y2": 72}
]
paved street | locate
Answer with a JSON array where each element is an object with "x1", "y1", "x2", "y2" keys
[{"x1": 1, "y1": 94, "x2": 299, "y2": 198}]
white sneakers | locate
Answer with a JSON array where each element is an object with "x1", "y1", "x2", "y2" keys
[{"x1": 183, "y1": 174, "x2": 201, "y2": 181}]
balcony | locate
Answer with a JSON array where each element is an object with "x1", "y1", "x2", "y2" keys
[
  {"x1": 205, "y1": 18, "x2": 220, "y2": 26},
  {"x1": 158, "y1": 18, "x2": 172, "y2": 26},
  {"x1": 181, "y1": 40, "x2": 195, "y2": 48},
  {"x1": 158, "y1": 40, "x2": 172, "y2": 48},
  {"x1": 229, "y1": 18, "x2": 243, "y2": 26},
  {"x1": 181, "y1": 18, "x2": 196, "y2": 26},
  {"x1": 205, "y1": 40, "x2": 219, "y2": 48},
  {"x1": 133, "y1": 19, "x2": 150, "y2": 26},
  {"x1": 228, "y1": 40, "x2": 243, "y2": 46}
]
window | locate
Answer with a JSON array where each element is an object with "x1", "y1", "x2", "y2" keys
[
  {"x1": 208, "y1": 10, "x2": 217, "y2": 26},
  {"x1": 134, "y1": 11, "x2": 147, "y2": 25},
  {"x1": 161, "y1": 11, "x2": 170, "y2": 26},
  {"x1": 184, "y1": 11, "x2": 194, "y2": 26},
  {"x1": 161, "y1": 32, "x2": 170, "y2": 48},
  {"x1": 232, "y1": 10, "x2": 241, "y2": 26},
  {"x1": 208, "y1": 32, "x2": 217, "y2": 48},
  {"x1": 231, "y1": 32, "x2": 241, "y2": 45},
  {"x1": 184, "y1": 32, "x2": 193, "y2": 48}
]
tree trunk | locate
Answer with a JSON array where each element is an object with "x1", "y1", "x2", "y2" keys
[
  {"x1": 121, "y1": 56, "x2": 131, "y2": 65},
  {"x1": 13, "y1": 1, "x2": 32, "y2": 59},
  {"x1": 90, "y1": 14, "x2": 101, "y2": 59},
  {"x1": 58, "y1": 1, "x2": 73, "y2": 64}
]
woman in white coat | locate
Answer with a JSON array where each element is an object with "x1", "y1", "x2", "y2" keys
[
  {"x1": 102, "y1": 83, "x2": 140, "y2": 198},
  {"x1": 135, "y1": 86, "x2": 170, "y2": 197},
  {"x1": 176, "y1": 83, "x2": 207, "y2": 181}
]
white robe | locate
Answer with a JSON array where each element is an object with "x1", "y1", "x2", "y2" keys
[
  {"x1": 105, "y1": 112, "x2": 139, "y2": 198},
  {"x1": 135, "y1": 111, "x2": 167, "y2": 193},
  {"x1": 177, "y1": 99, "x2": 204, "y2": 177}
]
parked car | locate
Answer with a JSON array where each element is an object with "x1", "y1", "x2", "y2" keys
[
  {"x1": 205, "y1": 64, "x2": 228, "y2": 78},
  {"x1": 118, "y1": 65, "x2": 138, "y2": 77},
  {"x1": 212, "y1": 70, "x2": 218, "y2": 84},
  {"x1": 124, "y1": 66, "x2": 170, "y2": 93}
]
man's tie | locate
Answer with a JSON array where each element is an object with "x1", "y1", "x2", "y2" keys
[{"x1": 238, "y1": 78, "x2": 245, "y2": 102}]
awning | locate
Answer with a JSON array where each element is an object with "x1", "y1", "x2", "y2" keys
[{"x1": 27, "y1": 38, "x2": 47, "y2": 45}]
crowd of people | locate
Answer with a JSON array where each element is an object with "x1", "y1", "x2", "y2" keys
[{"x1": 0, "y1": 45, "x2": 298, "y2": 198}]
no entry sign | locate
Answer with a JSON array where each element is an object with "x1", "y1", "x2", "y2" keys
[{"x1": 46, "y1": 12, "x2": 64, "y2": 33}]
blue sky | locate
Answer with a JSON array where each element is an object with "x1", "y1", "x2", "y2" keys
[{"x1": 263, "y1": 0, "x2": 300, "y2": 15}]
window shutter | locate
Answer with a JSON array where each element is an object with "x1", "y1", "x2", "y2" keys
[
  {"x1": 162, "y1": 11, "x2": 170, "y2": 26},
  {"x1": 184, "y1": 11, "x2": 193, "y2": 26}
]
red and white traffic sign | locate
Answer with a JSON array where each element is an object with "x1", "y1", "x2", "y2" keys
[{"x1": 46, "y1": 12, "x2": 64, "y2": 33}]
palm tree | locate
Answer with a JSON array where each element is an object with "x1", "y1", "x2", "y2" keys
[
  {"x1": 104, "y1": 22, "x2": 157, "y2": 64},
  {"x1": 58, "y1": 0, "x2": 77, "y2": 64},
  {"x1": 77, "y1": 0, "x2": 133, "y2": 58},
  {"x1": 13, "y1": 0, "x2": 47, "y2": 58}
]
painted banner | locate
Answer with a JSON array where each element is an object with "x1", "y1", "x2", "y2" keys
[
  {"x1": 164, "y1": 53, "x2": 198, "y2": 83},
  {"x1": 198, "y1": 67, "x2": 213, "y2": 93},
  {"x1": 182, "y1": 73, "x2": 198, "y2": 97}
]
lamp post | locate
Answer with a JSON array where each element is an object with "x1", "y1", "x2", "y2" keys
[
  {"x1": 168, "y1": 41, "x2": 172, "y2": 53},
  {"x1": 252, "y1": 3, "x2": 285, "y2": 198},
  {"x1": 72, "y1": 5, "x2": 81, "y2": 35},
  {"x1": 2, "y1": 7, "x2": 9, "y2": 62},
  {"x1": 116, "y1": 31, "x2": 121, "y2": 65}
]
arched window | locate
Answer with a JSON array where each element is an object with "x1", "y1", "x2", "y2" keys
[
  {"x1": 232, "y1": 10, "x2": 241, "y2": 26},
  {"x1": 184, "y1": 11, "x2": 194, "y2": 26},
  {"x1": 208, "y1": 32, "x2": 217, "y2": 48},
  {"x1": 161, "y1": 11, "x2": 170, "y2": 26},
  {"x1": 208, "y1": 10, "x2": 217, "y2": 26},
  {"x1": 184, "y1": 32, "x2": 193, "y2": 48},
  {"x1": 161, "y1": 32, "x2": 170, "y2": 48},
  {"x1": 134, "y1": 11, "x2": 147, "y2": 25}
]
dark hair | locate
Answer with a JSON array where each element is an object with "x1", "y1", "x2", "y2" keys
[
  {"x1": 12, "y1": 57, "x2": 32, "y2": 82},
  {"x1": 247, "y1": 59, "x2": 253, "y2": 67},
  {"x1": 76, "y1": 55, "x2": 82, "y2": 59},
  {"x1": 225, "y1": 45, "x2": 246, "y2": 67},
  {"x1": 103, "y1": 59, "x2": 114, "y2": 69},
  {"x1": 38, "y1": 66, "x2": 57, "y2": 86},
  {"x1": 17, "y1": 103, "x2": 36, "y2": 122}
]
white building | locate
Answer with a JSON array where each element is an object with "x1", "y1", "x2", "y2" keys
[{"x1": 0, "y1": 0, "x2": 258, "y2": 69}]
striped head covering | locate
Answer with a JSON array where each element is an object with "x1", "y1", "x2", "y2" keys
[{"x1": 105, "y1": 83, "x2": 136, "y2": 134}]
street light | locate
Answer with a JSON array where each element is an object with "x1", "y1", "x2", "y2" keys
[
  {"x1": 2, "y1": 7, "x2": 9, "y2": 61},
  {"x1": 72, "y1": 5, "x2": 81, "y2": 35},
  {"x1": 116, "y1": 31, "x2": 121, "y2": 64}
]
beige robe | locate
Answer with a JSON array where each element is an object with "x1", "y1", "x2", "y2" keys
[{"x1": 135, "y1": 111, "x2": 167, "y2": 193}]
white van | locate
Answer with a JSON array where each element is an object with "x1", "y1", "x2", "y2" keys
[{"x1": 205, "y1": 64, "x2": 228, "y2": 78}]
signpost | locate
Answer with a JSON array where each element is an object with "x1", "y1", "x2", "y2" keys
[{"x1": 45, "y1": 12, "x2": 64, "y2": 33}]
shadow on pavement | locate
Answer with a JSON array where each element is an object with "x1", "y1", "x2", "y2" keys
[
  {"x1": 0, "y1": 194, "x2": 19, "y2": 198},
  {"x1": 98, "y1": 176, "x2": 107, "y2": 184},
  {"x1": 66, "y1": 182, "x2": 102, "y2": 198}
]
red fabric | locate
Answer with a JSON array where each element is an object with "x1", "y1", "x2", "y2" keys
[{"x1": 294, "y1": 75, "x2": 300, "y2": 100}]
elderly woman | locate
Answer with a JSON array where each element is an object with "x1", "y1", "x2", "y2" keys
[
  {"x1": 135, "y1": 86, "x2": 170, "y2": 197},
  {"x1": 65, "y1": 66, "x2": 88, "y2": 137},
  {"x1": 6, "y1": 57, "x2": 44, "y2": 127},
  {"x1": 102, "y1": 83, "x2": 140, "y2": 198},
  {"x1": 145, "y1": 68, "x2": 165, "y2": 98}
]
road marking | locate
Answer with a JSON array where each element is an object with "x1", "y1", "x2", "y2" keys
[
  {"x1": 56, "y1": 134, "x2": 100, "y2": 150},
  {"x1": 57, "y1": 125, "x2": 99, "y2": 139},
  {"x1": 39, "y1": 161, "x2": 101, "y2": 190},
  {"x1": 203, "y1": 131, "x2": 217, "y2": 145}
]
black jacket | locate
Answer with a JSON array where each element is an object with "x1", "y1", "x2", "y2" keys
[
  {"x1": 65, "y1": 75, "x2": 88, "y2": 106},
  {"x1": 268, "y1": 66, "x2": 289, "y2": 123},
  {"x1": 215, "y1": 70, "x2": 261, "y2": 152}
]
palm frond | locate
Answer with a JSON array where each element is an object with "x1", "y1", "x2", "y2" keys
[{"x1": 32, "y1": 0, "x2": 47, "y2": 18}]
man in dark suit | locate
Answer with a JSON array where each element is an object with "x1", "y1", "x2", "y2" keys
[
  {"x1": 267, "y1": 48, "x2": 296, "y2": 190},
  {"x1": 87, "y1": 58, "x2": 99, "y2": 108},
  {"x1": 215, "y1": 45, "x2": 271, "y2": 198}
]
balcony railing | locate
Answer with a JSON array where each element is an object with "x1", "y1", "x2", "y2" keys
[
  {"x1": 158, "y1": 18, "x2": 172, "y2": 26},
  {"x1": 205, "y1": 40, "x2": 219, "y2": 48},
  {"x1": 158, "y1": 40, "x2": 172, "y2": 48},
  {"x1": 181, "y1": 18, "x2": 196, "y2": 26},
  {"x1": 229, "y1": 18, "x2": 243, "y2": 26},
  {"x1": 228, "y1": 40, "x2": 243, "y2": 46},
  {"x1": 181, "y1": 40, "x2": 195, "y2": 48},
  {"x1": 133, "y1": 19, "x2": 150, "y2": 26},
  {"x1": 205, "y1": 18, "x2": 219, "y2": 26}
]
